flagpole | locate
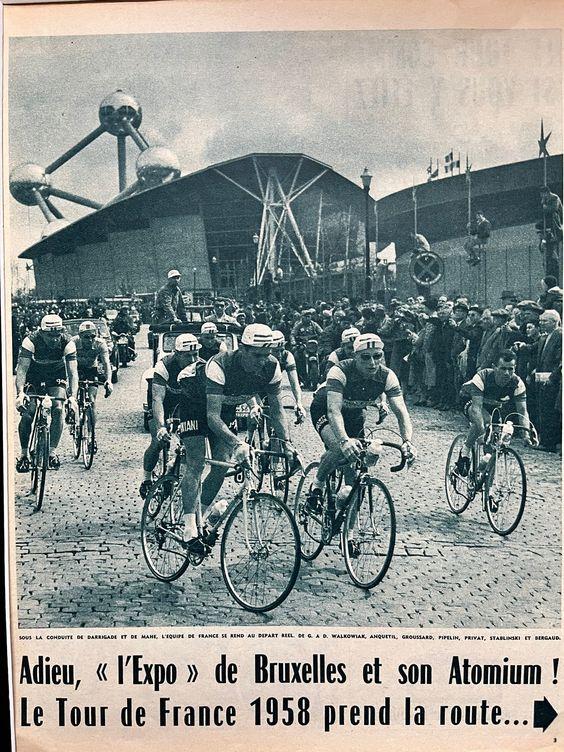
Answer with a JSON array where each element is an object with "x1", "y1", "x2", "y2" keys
[{"x1": 412, "y1": 180, "x2": 418, "y2": 236}]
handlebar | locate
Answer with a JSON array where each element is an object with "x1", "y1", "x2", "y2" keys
[{"x1": 338, "y1": 439, "x2": 409, "y2": 473}]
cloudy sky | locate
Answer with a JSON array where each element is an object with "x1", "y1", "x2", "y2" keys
[{"x1": 7, "y1": 28, "x2": 562, "y2": 258}]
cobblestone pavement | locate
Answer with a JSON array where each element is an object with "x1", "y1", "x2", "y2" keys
[{"x1": 13, "y1": 328, "x2": 561, "y2": 629}]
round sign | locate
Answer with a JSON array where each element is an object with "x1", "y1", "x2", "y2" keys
[{"x1": 409, "y1": 251, "x2": 444, "y2": 287}]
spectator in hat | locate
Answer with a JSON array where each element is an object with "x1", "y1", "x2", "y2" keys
[
  {"x1": 153, "y1": 269, "x2": 188, "y2": 325},
  {"x1": 538, "y1": 275, "x2": 563, "y2": 317}
]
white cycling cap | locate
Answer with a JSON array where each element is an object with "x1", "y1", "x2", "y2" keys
[
  {"x1": 40, "y1": 314, "x2": 63, "y2": 331},
  {"x1": 167, "y1": 269, "x2": 181, "y2": 279},
  {"x1": 201, "y1": 322, "x2": 217, "y2": 334},
  {"x1": 79, "y1": 321, "x2": 97, "y2": 333},
  {"x1": 353, "y1": 333, "x2": 384, "y2": 352},
  {"x1": 241, "y1": 323, "x2": 273, "y2": 347},
  {"x1": 174, "y1": 333, "x2": 201, "y2": 352},
  {"x1": 341, "y1": 326, "x2": 361, "y2": 343},
  {"x1": 271, "y1": 330, "x2": 286, "y2": 346}
]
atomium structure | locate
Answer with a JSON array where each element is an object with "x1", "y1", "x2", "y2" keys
[{"x1": 9, "y1": 89, "x2": 181, "y2": 231}]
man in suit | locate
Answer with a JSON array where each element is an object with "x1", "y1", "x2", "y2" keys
[{"x1": 534, "y1": 309, "x2": 562, "y2": 451}]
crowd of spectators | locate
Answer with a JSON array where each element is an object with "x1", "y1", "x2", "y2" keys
[{"x1": 10, "y1": 274, "x2": 563, "y2": 453}]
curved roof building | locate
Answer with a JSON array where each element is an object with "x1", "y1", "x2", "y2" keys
[{"x1": 18, "y1": 153, "x2": 373, "y2": 299}]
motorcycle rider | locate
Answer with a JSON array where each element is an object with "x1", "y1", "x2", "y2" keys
[
  {"x1": 290, "y1": 308, "x2": 323, "y2": 387},
  {"x1": 112, "y1": 306, "x2": 137, "y2": 362},
  {"x1": 199, "y1": 322, "x2": 228, "y2": 361}
]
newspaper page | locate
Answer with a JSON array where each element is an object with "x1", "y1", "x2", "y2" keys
[{"x1": 3, "y1": 1, "x2": 563, "y2": 750}]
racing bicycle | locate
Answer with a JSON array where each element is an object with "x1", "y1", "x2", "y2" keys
[
  {"x1": 294, "y1": 433, "x2": 408, "y2": 589},
  {"x1": 445, "y1": 409, "x2": 538, "y2": 535},
  {"x1": 141, "y1": 431, "x2": 301, "y2": 612}
]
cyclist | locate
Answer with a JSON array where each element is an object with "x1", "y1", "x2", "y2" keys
[
  {"x1": 307, "y1": 333, "x2": 415, "y2": 507},
  {"x1": 270, "y1": 330, "x2": 306, "y2": 421},
  {"x1": 202, "y1": 324, "x2": 295, "y2": 525},
  {"x1": 139, "y1": 333, "x2": 203, "y2": 499},
  {"x1": 15, "y1": 314, "x2": 79, "y2": 472},
  {"x1": 198, "y1": 321, "x2": 228, "y2": 361},
  {"x1": 324, "y1": 326, "x2": 360, "y2": 375},
  {"x1": 71, "y1": 321, "x2": 113, "y2": 431},
  {"x1": 456, "y1": 349, "x2": 535, "y2": 476}
]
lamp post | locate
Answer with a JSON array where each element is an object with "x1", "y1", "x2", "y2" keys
[
  {"x1": 252, "y1": 232, "x2": 260, "y2": 301},
  {"x1": 211, "y1": 256, "x2": 218, "y2": 300},
  {"x1": 192, "y1": 267, "x2": 197, "y2": 301},
  {"x1": 361, "y1": 167, "x2": 372, "y2": 300}
]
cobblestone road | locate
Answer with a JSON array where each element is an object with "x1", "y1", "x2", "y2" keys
[{"x1": 13, "y1": 328, "x2": 561, "y2": 629}]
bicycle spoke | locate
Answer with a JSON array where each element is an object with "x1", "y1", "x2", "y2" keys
[
  {"x1": 486, "y1": 449, "x2": 526, "y2": 536},
  {"x1": 343, "y1": 480, "x2": 395, "y2": 589},
  {"x1": 221, "y1": 495, "x2": 300, "y2": 612}
]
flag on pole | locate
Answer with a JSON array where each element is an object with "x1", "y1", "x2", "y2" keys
[
  {"x1": 465, "y1": 154, "x2": 472, "y2": 182},
  {"x1": 426, "y1": 157, "x2": 433, "y2": 179},
  {"x1": 431, "y1": 161, "x2": 439, "y2": 179},
  {"x1": 538, "y1": 118, "x2": 551, "y2": 157},
  {"x1": 444, "y1": 150, "x2": 454, "y2": 163},
  {"x1": 26, "y1": 264, "x2": 33, "y2": 272}
]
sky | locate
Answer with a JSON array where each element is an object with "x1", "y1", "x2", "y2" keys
[{"x1": 7, "y1": 28, "x2": 562, "y2": 260}]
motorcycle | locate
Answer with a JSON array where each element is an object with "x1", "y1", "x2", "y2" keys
[
  {"x1": 113, "y1": 332, "x2": 136, "y2": 367},
  {"x1": 294, "y1": 339, "x2": 320, "y2": 390}
]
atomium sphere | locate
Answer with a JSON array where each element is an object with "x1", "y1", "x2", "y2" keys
[
  {"x1": 41, "y1": 218, "x2": 70, "y2": 239},
  {"x1": 9, "y1": 163, "x2": 51, "y2": 206},
  {"x1": 98, "y1": 89, "x2": 142, "y2": 136},
  {"x1": 136, "y1": 146, "x2": 181, "y2": 186}
]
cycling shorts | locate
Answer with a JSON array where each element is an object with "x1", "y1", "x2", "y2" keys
[
  {"x1": 310, "y1": 401, "x2": 364, "y2": 440},
  {"x1": 78, "y1": 366, "x2": 101, "y2": 384}
]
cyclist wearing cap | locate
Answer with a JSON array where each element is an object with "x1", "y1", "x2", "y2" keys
[
  {"x1": 270, "y1": 330, "x2": 306, "y2": 421},
  {"x1": 15, "y1": 314, "x2": 79, "y2": 472},
  {"x1": 71, "y1": 321, "x2": 112, "y2": 429},
  {"x1": 140, "y1": 333, "x2": 203, "y2": 498},
  {"x1": 199, "y1": 322, "x2": 228, "y2": 361},
  {"x1": 202, "y1": 324, "x2": 295, "y2": 516},
  {"x1": 324, "y1": 326, "x2": 360, "y2": 376},
  {"x1": 307, "y1": 332, "x2": 415, "y2": 503},
  {"x1": 455, "y1": 350, "x2": 535, "y2": 476}
]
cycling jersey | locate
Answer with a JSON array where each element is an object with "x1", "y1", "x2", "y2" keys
[
  {"x1": 326, "y1": 346, "x2": 350, "y2": 369},
  {"x1": 153, "y1": 353, "x2": 204, "y2": 417},
  {"x1": 72, "y1": 335, "x2": 108, "y2": 370},
  {"x1": 310, "y1": 359, "x2": 400, "y2": 438},
  {"x1": 277, "y1": 349, "x2": 297, "y2": 373},
  {"x1": 199, "y1": 339, "x2": 227, "y2": 362},
  {"x1": 312, "y1": 359, "x2": 402, "y2": 412},
  {"x1": 19, "y1": 331, "x2": 76, "y2": 385},
  {"x1": 461, "y1": 368, "x2": 526, "y2": 410},
  {"x1": 206, "y1": 350, "x2": 282, "y2": 405}
]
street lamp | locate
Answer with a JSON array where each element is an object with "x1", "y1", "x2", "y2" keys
[
  {"x1": 252, "y1": 232, "x2": 260, "y2": 300},
  {"x1": 361, "y1": 167, "x2": 372, "y2": 300},
  {"x1": 192, "y1": 267, "x2": 197, "y2": 299},
  {"x1": 211, "y1": 256, "x2": 218, "y2": 300}
]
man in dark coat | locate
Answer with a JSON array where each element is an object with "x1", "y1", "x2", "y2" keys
[{"x1": 153, "y1": 269, "x2": 188, "y2": 325}]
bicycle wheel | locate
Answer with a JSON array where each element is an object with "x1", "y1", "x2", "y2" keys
[
  {"x1": 445, "y1": 433, "x2": 474, "y2": 514},
  {"x1": 141, "y1": 475, "x2": 191, "y2": 581},
  {"x1": 342, "y1": 479, "x2": 395, "y2": 589},
  {"x1": 221, "y1": 493, "x2": 301, "y2": 612},
  {"x1": 81, "y1": 407, "x2": 95, "y2": 470},
  {"x1": 485, "y1": 447, "x2": 527, "y2": 536},
  {"x1": 72, "y1": 409, "x2": 82, "y2": 460},
  {"x1": 34, "y1": 428, "x2": 50, "y2": 512},
  {"x1": 293, "y1": 461, "x2": 325, "y2": 561}
]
